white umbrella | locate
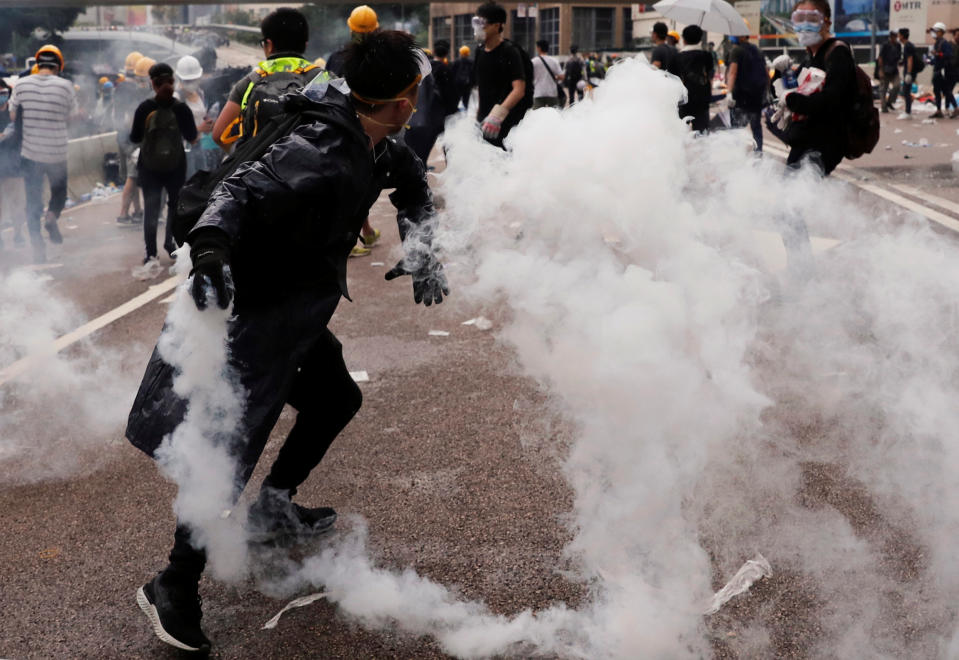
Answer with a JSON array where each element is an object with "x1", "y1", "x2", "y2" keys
[{"x1": 652, "y1": 0, "x2": 750, "y2": 36}]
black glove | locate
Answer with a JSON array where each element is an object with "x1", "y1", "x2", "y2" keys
[
  {"x1": 189, "y1": 230, "x2": 234, "y2": 310},
  {"x1": 385, "y1": 250, "x2": 450, "y2": 306}
]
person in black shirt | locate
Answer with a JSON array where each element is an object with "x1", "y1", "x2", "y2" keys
[
  {"x1": 650, "y1": 22, "x2": 678, "y2": 75},
  {"x1": 130, "y1": 62, "x2": 197, "y2": 270},
  {"x1": 675, "y1": 25, "x2": 715, "y2": 132},
  {"x1": 564, "y1": 45, "x2": 585, "y2": 105},
  {"x1": 898, "y1": 28, "x2": 916, "y2": 116},
  {"x1": 877, "y1": 31, "x2": 901, "y2": 112},
  {"x1": 452, "y1": 45, "x2": 475, "y2": 109},
  {"x1": 473, "y1": 2, "x2": 528, "y2": 148},
  {"x1": 784, "y1": 0, "x2": 858, "y2": 174}
]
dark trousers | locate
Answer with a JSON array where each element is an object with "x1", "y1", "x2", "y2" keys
[
  {"x1": 139, "y1": 166, "x2": 184, "y2": 259},
  {"x1": 933, "y1": 73, "x2": 958, "y2": 110},
  {"x1": 901, "y1": 78, "x2": 913, "y2": 113},
  {"x1": 22, "y1": 158, "x2": 68, "y2": 246},
  {"x1": 566, "y1": 82, "x2": 584, "y2": 105},
  {"x1": 733, "y1": 107, "x2": 763, "y2": 151},
  {"x1": 168, "y1": 325, "x2": 362, "y2": 577}
]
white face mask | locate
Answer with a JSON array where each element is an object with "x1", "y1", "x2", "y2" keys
[
  {"x1": 180, "y1": 81, "x2": 199, "y2": 93},
  {"x1": 796, "y1": 27, "x2": 824, "y2": 47}
]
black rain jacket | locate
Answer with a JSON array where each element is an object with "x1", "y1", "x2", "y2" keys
[{"x1": 126, "y1": 80, "x2": 434, "y2": 458}]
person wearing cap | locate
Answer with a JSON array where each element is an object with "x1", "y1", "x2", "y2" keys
[
  {"x1": 326, "y1": 4, "x2": 380, "y2": 77},
  {"x1": 452, "y1": 44, "x2": 475, "y2": 110},
  {"x1": 174, "y1": 55, "x2": 216, "y2": 178},
  {"x1": 473, "y1": 1, "x2": 529, "y2": 148},
  {"x1": 7, "y1": 45, "x2": 77, "y2": 264},
  {"x1": 115, "y1": 53, "x2": 149, "y2": 224},
  {"x1": 212, "y1": 8, "x2": 325, "y2": 151},
  {"x1": 930, "y1": 21, "x2": 957, "y2": 118},
  {"x1": 129, "y1": 62, "x2": 198, "y2": 276},
  {"x1": 127, "y1": 30, "x2": 447, "y2": 654}
]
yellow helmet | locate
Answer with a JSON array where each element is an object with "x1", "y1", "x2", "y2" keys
[
  {"x1": 459, "y1": 45, "x2": 471, "y2": 56},
  {"x1": 124, "y1": 51, "x2": 143, "y2": 74},
  {"x1": 347, "y1": 5, "x2": 379, "y2": 33},
  {"x1": 133, "y1": 56, "x2": 156, "y2": 78},
  {"x1": 98, "y1": 76, "x2": 109, "y2": 85},
  {"x1": 667, "y1": 30, "x2": 680, "y2": 41},
  {"x1": 116, "y1": 73, "x2": 126, "y2": 82},
  {"x1": 35, "y1": 44, "x2": 65, "y2": 71}
]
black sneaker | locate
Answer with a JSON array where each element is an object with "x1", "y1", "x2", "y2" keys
[
  {"x1": 44, "y1": 220, "x2": 63, "y2": 245},
  {"x1": 136, "y1": 571, "x2": 211, "y2": 653},
  {"x1": 247, "y1": 487, "x2": 337, "y2": 543}
]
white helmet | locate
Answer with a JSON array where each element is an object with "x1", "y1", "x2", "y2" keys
[
  {"x1": 932, "y1": 21, "x2": 947, "y2": 32},
  {"x1": 175, "y1": 55, "x2": 203, "y2": 81}
]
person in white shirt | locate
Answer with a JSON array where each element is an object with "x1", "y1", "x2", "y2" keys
[{"x1": 531, "y1": 39, "x2": 564, "y2": 109}]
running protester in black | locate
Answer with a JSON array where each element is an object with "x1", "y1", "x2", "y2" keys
[{"x1": 128, "y1": 31, "x2": 448, "y2": 653}]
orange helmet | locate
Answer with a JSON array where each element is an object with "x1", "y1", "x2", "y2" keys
[
  {"x1": 133, "y1": 56, "x2": 156, "y2": 78},
  {"x1": 667, "y1": 30, "x2": 680, "y2": 42},
  {"x1": 116, "y1": 73, "x2": 126, "y2": 82},
  {"x1": 35, "y1": 44, "x2": 65, "y2": 71},
  {"x1": 459, "y1": 45, "x2": 471, "y2": 56},
  {"x1": 98, "y1": 76, "x2": 109, "y2": 85},
  {"x1": 124, "y1": 51, "x2": 143, "y2": 74},
  {"x1": 347, "y1": 5, "x2": 379, "y2": 33}
]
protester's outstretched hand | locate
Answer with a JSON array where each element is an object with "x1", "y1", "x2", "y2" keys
[
  {"x1": 189, "y1": 238, "x2": 234, "y2": 310},
  {"x1": 385, "y1": 250, "x2": 449, "y2": 306}
]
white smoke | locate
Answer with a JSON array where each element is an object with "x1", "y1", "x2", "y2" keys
[
  {"x1": 111, "y1": 57, "x2": 959, "y2": 656},
  {"x1": 152, "y1": 250, "x2": 249, "y2": 582},
  {"x1": 0, "y1": 268, "x2": 138, "y2": 483}
]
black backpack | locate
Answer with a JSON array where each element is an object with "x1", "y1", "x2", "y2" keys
[
  {"x1": 504, "y1": 39, "x2": 535, "y2": 113},
  {"x1": 565, "y1": 56, "x2": 583, "y2": 82},
  {"x1": 678, "y1": 53, "x2": 710, "y2": 107},
  {"x1": 174, "y1": 95, "x2": 344, "y2": 244},
  {"x1": 140, "y1": 105, "x2": 184, "y2": 172},
  {"x1": 223, "y1": 62, "x2": 325, "y2": 147},
  {"x1": 825, "y1": 41, "x2": 880, "y2": 159},
  {"x1": 912, "y1": 46, "x2": 926, "y2": 74}
]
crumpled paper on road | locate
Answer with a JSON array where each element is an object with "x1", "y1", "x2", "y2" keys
[{"x1": 703, "y1": 554, "x2": 772, "y2": 615}]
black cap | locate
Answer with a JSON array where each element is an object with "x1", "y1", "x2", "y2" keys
[{"x1": 148, "y1": 62, "x2": 174, "y2": 80}]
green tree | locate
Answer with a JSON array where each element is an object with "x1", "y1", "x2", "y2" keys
[{"x1": 0, "y1": 7, "x2": 81, "y2": 55}]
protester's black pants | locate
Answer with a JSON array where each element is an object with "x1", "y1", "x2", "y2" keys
[
  {"x1": 901, "y1": 79, "x2": 913, "y2": 113},
  {"x1": 566, "y1": 82, "x2": 584, "y2": 105},
  {"x1": 168, "y1": 326, "x2": 362, "y2": 577},
  {"x1": 139, "y1": 165, "x2": 184, "y2": 259},
  {"x1": 933, "y1": 73, "x2": 958, "y2": 110},
  {"x1": 22, "y1": 158, "x2": 67, "y2": 246}
]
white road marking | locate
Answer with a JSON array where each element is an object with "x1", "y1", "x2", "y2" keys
[
  {"x1": 886, "y1": 182, "x2": 959, "y2": 217},
  {"x1": 763, "y1": 144, "x2": 959, "y2": 235},
  {"x1": 23, "y1": 263, "x2": 64, "y2": 272},
  {"x1": 0, "y1": 275, "x2": 182, "y2": 387}
]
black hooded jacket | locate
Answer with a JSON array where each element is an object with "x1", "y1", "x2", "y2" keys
[{"x1": 189, "y1": 79, "x2": 434, "y2": 307}]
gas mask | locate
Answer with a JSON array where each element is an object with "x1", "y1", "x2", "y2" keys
[
  {"x1": 472, "y1": 16, "x2": 487, "y2": 41},
  {"x1": 792, "y1": 9, "x2": 825, "y2": 47}
]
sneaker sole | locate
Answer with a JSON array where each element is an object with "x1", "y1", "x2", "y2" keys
[{"x1": 136, "y1": 586, "x2": 206, "y2": 653}]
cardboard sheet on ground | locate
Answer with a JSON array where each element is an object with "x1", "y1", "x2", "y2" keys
[{"x1": 751, "y1": 230, "x2": 840, "y2": 273}]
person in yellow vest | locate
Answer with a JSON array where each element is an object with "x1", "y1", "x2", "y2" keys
[{"x1": 211, "y1": 8, "x2": 327, "y2": 151}]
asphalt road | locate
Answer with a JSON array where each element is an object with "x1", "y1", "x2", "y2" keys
[{"x1": 1, "y1": 144, "x2": 959, "y2": 658}]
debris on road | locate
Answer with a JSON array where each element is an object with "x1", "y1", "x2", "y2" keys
[
  {"x1": 350, "y1": 370, "x2": 370, "y2": 383},
  {"x1": 262, "y1": 592, "x2": 329, "y2": 630},
  {"x1": 704, "y1": 554, "x2": 772, "y2": 615},
  {"x1": 462, "y1": 317, "x2": 493, "y2": 330},
  {"x1": 428, "y1": 330, "x2": 450, "y2": 337}
]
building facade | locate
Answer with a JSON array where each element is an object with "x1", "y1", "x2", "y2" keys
[{"x1": 430, "y1": 2, "x2": 635, "y2": 55}]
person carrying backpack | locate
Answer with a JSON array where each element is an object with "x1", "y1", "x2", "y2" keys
[
  {"x1": 473, "y1": 1, "x2": 532, "y2": 148},
  {"x1": 128, "y1": 32, "x2": 447, "y2": 654},
  {"x1": 130, "y1": 62, "x2": 197, "y2": 275},
  {"x1": 565, "y1": 45, "x2": 585, "y2": 104},
  {"x1": 782, "y1": 0, "x2": 864, "y2": 174},
  {"x1": 726, "y1": 33, "x2": 768, "y2": 151},
  {"x1": 211, "y1": 8, "x2": 328, "y2": 151},
  {"x1": 676, "y1": 26, "x2": 715, "y2": 132},
  {"x1": 898, "y1": 28, "x2": 919, "y2": 117}
]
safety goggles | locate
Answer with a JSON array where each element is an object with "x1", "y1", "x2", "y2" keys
[
  {"x1": 472, "y1": 16, "x2": 488, "y2": 31},
  {"x1": 790, "y1": 9, "x2": 824, "y2": 25},
  {"x1": 351, "y1": 48, "x2": 432, "y2": 106}
]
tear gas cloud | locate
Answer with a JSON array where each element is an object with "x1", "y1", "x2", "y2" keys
[
  {"x1": 0, "y1": 269, "x2": 138, "y2": 483},
  {"x1": 277, "y1": 57, "x2": 959, "y2": 657},
  {"x1": 79, "y1": 56, "x2": 959, "y2": 656}
]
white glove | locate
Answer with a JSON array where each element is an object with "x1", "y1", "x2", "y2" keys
[{"x1": 481, "y1": 104, "x2": 508, "y2": 139}]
